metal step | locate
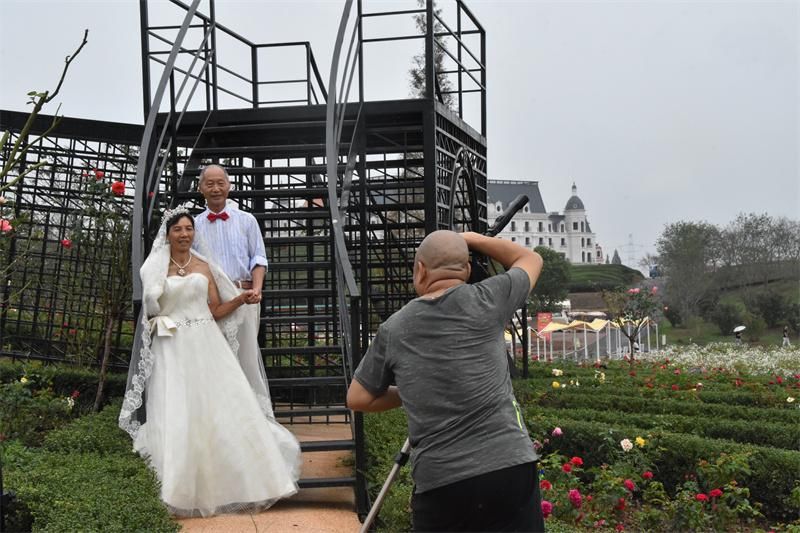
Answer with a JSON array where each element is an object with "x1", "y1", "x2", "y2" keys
[
  {"x1": 298, "y1": 477, "x2": 356, "y2": 489},
  {"x1": 270, "y1": 376, "x2": 346, "y2": 387},
  {"x1": 262, "y1": 288, "x2": 333, "y2": 298},
  {"x1": 262, "y1": 314, "x2": 334, "y2": 324},
  {"x1": 192, "y1": 144, "x2": 339, "y2": 155},
  {"x1": 300, "y1": 439, "x2": 355, "y2": 452},
  {"x1": 265, "y1": 235, "x2": 331, "y2": 245},
  {"x1": 262, "y1": 345, "x2": 342, "y2": 356},
  {"x1": 274, "y1": 406, "x2": 350, "y2": 419},
  {"x1": 182, "y1": 164, "x2": 342, "y2": 176},
  {"x1": 256, "y1": 210, "x2": 331, "y2": 221},
  {"x1": 268, "y1": 261, "x2": 331, "y2": 270},
  {"x1": 203, "y1": 120, "x2": 345, "y2": 133}
]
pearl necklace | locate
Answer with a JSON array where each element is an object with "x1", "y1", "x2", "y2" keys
[{"x1": 170, "y1": 254, "x2": 192, "y2": 276}]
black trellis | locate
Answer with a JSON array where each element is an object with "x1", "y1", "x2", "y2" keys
[{"x1": 0, "y1": 111, "x2": 144, "y2": 368}]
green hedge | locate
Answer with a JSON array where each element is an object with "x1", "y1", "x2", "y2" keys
[
  {"x1": 533, "y1": 389, "x2": 800, "y2": 426},
  {"x1": 535, "y1": 406, "x2": 799, "y2": 450},
  {"x1": 521, "y1": 378, "x2": 794, "y2": 409},
  {"x1": 526, "y1": 413, "x2": 800, "y2": 520},
  {"x1": 2, "y1": 403, "x2": 178, "y2": 533},
  {"x1": 0, "y1": 360, "x2": 128, "y2": 409}
]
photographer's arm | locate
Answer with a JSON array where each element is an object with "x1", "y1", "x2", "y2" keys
[
  {"x1": 461, "y1": 232, "x2": 543, "y2": 291},
  {"x1": 347, "y1": 380, "x2": 402, "y2": 412}
]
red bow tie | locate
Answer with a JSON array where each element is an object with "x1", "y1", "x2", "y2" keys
[{"x1": 207, "y1": 211, "x2": 229, "y2": 222}]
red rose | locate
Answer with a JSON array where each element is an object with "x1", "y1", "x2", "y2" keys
[
  {"x1": 570, "y1": 456, "x2": 583, "y2": 467},
  {"x1": 61, "y1": 238, "x2": 72, "y2": 249},
  {"x1": 71, "y1": 390, "x2": 80, "y2": 399},
  {"x1": 695, "y1": 493, "x2": 708, "y2": 502},
  {"x1": 776, "y1": 376, "x2": 784, "y2": 385},
  {"x1": 93, "y1": 169, "x2": 105, "y2": 179},
  {"x1": 709, "y1": 488, "x2": 723, "y2": 498},
  {"x1": 674, "y1": 368, "x2": 681, "y2": 375},
  {"x1": 586, "y1": 495, "x2": 593, "y2": 502},
  {"x1": 615, "y1": 497, "x2": 626, "y2": 511},
  {"x1": 642, "y1": 471, "x2": 654, "y2": 480},
  {"x1": 671, "y1": 384, "x2": 679, "y2": 391},
  {"x1": 615, "y1": 524, "x2": 625, "y2": 532},
  {"x1": 562, "y1": 463, "x2": 572, "y2": 473},
  {"x1": 646, "y1": 382, "x2": 654, "y2": 389},
  {"x1": 110, "y1": 181, "x2": 125, "y2": 196},
  {"x1": 540, "y1": 480, "x2": 552, "y2": 491},
  {"x1": 629, "y1": 371, "x2": 636, "y2": 377},
  {"x1": 68, "y1": 328, "x2": 77, "y2": 335},
  {"x1": 623, "y1": 479, "x2": 635, "y2": 491}
]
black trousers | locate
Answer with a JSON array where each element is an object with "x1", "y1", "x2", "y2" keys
[{"x1": 411, "y1": 461, "x2": 545, "y2": 532}]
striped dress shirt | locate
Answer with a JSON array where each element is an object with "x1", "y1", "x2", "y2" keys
[{"x1": 194, "y1": 202, "x2": 268, "y2": 282}]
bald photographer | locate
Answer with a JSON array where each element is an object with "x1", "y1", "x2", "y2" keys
[{"x1": 347, "y1": 230, "x2": 544, "y2": 532}]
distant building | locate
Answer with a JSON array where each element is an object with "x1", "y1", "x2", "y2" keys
[{"x1": 487, "y1": 180, "x2": 601, "y2": 264}]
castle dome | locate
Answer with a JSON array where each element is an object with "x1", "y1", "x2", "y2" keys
[{"x1": 564, "y1": 182, "x2": 585, "y2": 211}]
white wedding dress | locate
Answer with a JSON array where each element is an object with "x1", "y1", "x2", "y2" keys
[{"x1": 132, "y1": 273, "x2": 301, "y2": 517}]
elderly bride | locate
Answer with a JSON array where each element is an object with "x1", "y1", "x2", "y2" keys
[{"x1": 119, "y1": 205, "x2": 300, "y2": 517}]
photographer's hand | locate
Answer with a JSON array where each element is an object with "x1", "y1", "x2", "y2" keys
[{"x1": 461, "y1": 232, "x2": 543, "y2": 291}]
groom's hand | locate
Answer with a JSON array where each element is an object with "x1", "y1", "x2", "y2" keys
[{"x1": 243, "y1": 289, "x2": 261, "y2": 304}]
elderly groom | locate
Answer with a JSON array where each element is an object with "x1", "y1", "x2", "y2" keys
[{"x1": 194, "y1": 164, "x2": 269, "y2": 398}]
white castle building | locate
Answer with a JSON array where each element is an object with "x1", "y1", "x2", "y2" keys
[{"x1": 487, "y1": 180, "x2": 603, "y2": 264}]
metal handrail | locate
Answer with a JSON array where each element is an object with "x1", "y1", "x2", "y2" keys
[{"x1": 146, "y1": 0, "x2": 328, "y2": 109}]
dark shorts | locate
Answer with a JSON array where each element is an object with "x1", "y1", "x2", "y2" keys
[{"x1": 411, "y1": 461, "x2": 544, "y2": 532}]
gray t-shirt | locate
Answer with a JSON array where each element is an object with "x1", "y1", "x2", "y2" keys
[{"x1": 354, "y1": 267, "x2": 538, "y2": 493}]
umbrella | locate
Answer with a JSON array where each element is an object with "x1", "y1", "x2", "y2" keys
[{"x1": 733, "y1": 325, "x2": 746, "y2": 333}]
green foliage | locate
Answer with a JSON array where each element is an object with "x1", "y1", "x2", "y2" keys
[
  {"x1": 747, "y1": 291, "x2": 791, "y2": 329},
  {"x1": 363, "y1": 410, "x2": 413, "y2": 532},
  {"x1": 711, "y1": 301, "x2": 746, "y2": 335},
  {"x1": 567, "y1": 264, "x2": 644, "y2": 292},
  {"x1": 0, "y1": 381, "x2": 75, "y2": 446},
  {"x1": 2, "y1": 403, "x2": 178, "y2": 533},
  {"x1": 528, "y1": 246, "x2": 571, "y2": 313},
  {"x1": 0, "y1": 360, "x2": 128, "y2": 409},
  {"x1": 744, "y1": 313, "x2": 768, "y2": 342}
]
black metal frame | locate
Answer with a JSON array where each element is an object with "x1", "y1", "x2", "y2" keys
[{"x1": 0, "y1": 0, "x2": 507, "y2": 522}]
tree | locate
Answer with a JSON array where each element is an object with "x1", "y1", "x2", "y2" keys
[
  {"x1": 65, "y1": 171, "x2": 133, "y2": 411},
  {"x1": 656, "y1": 221, "x2": 721, "y2": 320},
  {"x1": 528, "y1": 246, "x2": 571, "y2": 313},
  {"x1": 603, "y1": 286, "x2": 660, "y2": 364},
  {"x1": 611, "y1": 250, "x2": 622, "y2": 265},
  {"x1": 409, "y1": 0, "x2": 455, "y2": 108},
  {"x1": 1, "y1": 31, "x2": 88, "y2": 301}
]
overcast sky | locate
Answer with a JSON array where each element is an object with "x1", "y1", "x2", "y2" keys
[{"x1": 1, "y1": 0, "x2": 797, "y2": 267}]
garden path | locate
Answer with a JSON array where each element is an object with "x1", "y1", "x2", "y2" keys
[{"x1": 177, "y1": 421, "x2": 361, "y2": 532}]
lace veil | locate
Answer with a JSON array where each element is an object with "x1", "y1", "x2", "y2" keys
[{"x1": 119, "y1": 203, "x2": 273, "y2": 438}]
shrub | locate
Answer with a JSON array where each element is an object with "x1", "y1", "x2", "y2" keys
[
  {"x1": 746, "y1": 290, "x2": 789, "y2": 329},
  {"x1": 2, "y1": 403, "x2": 178, "y2": 533},
  {"x1": 527, "y1": 415, "x2": 800, "y2": 520},
  {"x1": 0, "y1": 381, "x2": 75, "y2": 446},
  {"x1": 711, "y1": 301, "x2": 745, "y2": 335},
  {"x1": 664, "y1": 305, "x2": 682, "y2": 327},
  {"x1": 744, "y1": 312, "x2": 767, "y2": 342},
  {"x1": 0, "y1": 360, "x2": 128, "y2": 410}
]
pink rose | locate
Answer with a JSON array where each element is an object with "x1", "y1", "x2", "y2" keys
[
  {"x1": 552, "y1": 427, "x2": 563, "y2": 437},
  {"x1": 0, "y1": 219, "x2": 11, "y2": 233},
  {"x1": 642, "y1": 471, "x2": 654, "y2": 480},
  {"x1": 568, "y1": 489, "x2": 582, "y2": 508},
  {"x1": 541, "y1": 499, "x2": 553, "y2": 518}
]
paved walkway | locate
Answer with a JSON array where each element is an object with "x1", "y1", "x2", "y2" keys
[{"x1": 178, "y1": 422, "x2": 362, "y2": 532}]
